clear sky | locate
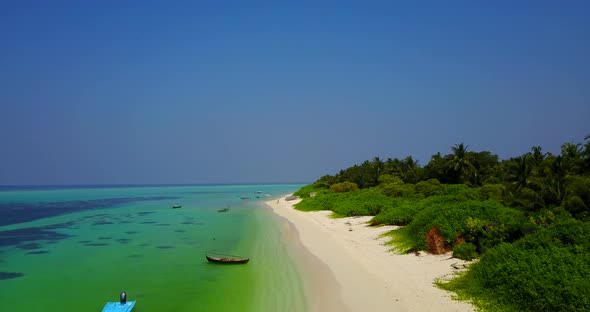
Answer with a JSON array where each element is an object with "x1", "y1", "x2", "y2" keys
[{"x1": 1, "y1": 1, "x2": 589, "y2": 185}]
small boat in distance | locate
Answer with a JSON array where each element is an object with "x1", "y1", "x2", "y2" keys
[
  {"x1": 102, "y1": 292, "x2": 135, "y2": 312},
  {"x1": 217, "y1": 207, "x2": 230, "y2": 213},
  {"x1": 206, "y1": 252, "x2": 249, "y2": 264},
  {"x1": 172, "y1": 205, "x2": 182, "y2": 209}
]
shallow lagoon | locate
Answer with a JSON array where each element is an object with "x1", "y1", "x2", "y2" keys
[{"x1": 0, "y1": 184, "x2": 306, "y2": 311}]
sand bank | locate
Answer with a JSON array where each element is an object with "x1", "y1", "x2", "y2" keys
[{"x1": 266, "y1": 196, "x2": 474, "y2": 312}]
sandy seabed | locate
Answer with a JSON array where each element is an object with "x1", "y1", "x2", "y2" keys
[{"x1": 266, "y1": 196, "x2": 475, "y2": 312}]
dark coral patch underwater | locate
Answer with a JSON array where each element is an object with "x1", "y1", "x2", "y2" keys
[{"x1": 0, "y1": 272, "x2": 25, "y2": 280}]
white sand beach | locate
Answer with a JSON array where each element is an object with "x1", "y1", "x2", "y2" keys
[{"x1": 266, "y1": 196, "x2": 475, "y2": 312}]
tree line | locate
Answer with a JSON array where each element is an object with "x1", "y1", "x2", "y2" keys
[{"x1": 313, "y1": 136, "x2": 590, "y2": 220}]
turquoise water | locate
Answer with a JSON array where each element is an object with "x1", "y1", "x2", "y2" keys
[{"x1": 0, "y1": 184, "x2": 306, "y2": 311}]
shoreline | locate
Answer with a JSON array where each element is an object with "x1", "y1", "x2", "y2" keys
[
  {"x1": 266, "y1": 196, "x2": 475, "y2": 312},
  {"x1": 265, "y1": 209, "x2": 352, "y2": 312}
]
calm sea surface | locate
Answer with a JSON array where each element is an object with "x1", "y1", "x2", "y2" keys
[{"x1": 0, "y1": 184, "x2": 306, "y2": 311}]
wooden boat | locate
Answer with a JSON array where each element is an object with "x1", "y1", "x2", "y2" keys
[
  {"x1": 217, "y1": 208, "x2": 230, "y2": 213},
  {"x1": 206, "y1": 254, "x2": 249, "y2": 264},
  {"x1": 172, "y1": 205, "x2": 182, "y2": 209}
]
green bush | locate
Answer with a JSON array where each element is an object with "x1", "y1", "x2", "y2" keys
[
  {"x1": 438, "y1": 183, "x2": 483, "y2": 201},
  {"x1": 294, "y1": 192, "x2": 336, "y2": 211},
  {"x1": 478, "y1": 183, "x2": 506, "y2": 201},
  {"x1": 371, "y1": 199, "x2": 425, "y2": 226},
  {"x1": 381, "y1": 183, "x2": 417, "y2": 198},
  {"x1": 294, "y1": 184, "x2": 318, "y2": 198},
  {"x1": 330, "y1": 181, "x2": 359, "y2": 193},
  {"x1": 396, "y1": 199, "x2": 526, "y2": 251},
  {"x1": 295, "y1": 189, "x2": 395, "y2": 217},
  {"x1": 415, "y1": 179, "x2": 443, "y2": 197},
  {"x1": 378, "y1": 174, "x2": 404, "y2": 185},
  {"x1": 453, "y1": 242, "x2": 478, "y2": 260},
  {"x1": 564, "y1": 195, "x2": 588, "y2": 216},
  {"x1": 440, "y1": 218, "x2": 590, "y2": 312}
]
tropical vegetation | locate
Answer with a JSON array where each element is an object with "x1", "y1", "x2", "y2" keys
[{"x1": 293, "y1": 136, "x2": 590, "y2": 311}]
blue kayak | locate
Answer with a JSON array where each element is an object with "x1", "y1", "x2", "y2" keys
[{"x1": 102, "y1": 301, "x2": 136, "y2": 312}]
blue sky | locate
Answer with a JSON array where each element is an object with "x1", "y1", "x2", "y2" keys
[{"x1": 1, "y1": 1, "x2": 589, "y2": 185}]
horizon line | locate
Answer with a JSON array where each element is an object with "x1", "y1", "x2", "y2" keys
[{"x1": 0, "y1": 182, "x2": 310, "y2": 188}]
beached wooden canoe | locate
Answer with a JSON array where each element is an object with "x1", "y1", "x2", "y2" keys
[{"x1": 206, "y1": 255, "x2": 249, "y2": 264}]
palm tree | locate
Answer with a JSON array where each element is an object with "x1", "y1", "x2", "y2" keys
[
  {"x1": 372, "y1": 157, "x2": 384, "y2": 185},
  {"x1": 402, "y1": 156, "x2": 418, "y2": 171},
  {"x1": 530, "y1": 146, "x2": 545, "y2": 166},
  {"x1": 449, "y1": 143, "x2": 477, "y2": 184},
  {"x1": 510, "y1": 154, "x2": 532, "y2": 191},
  {"x1": 535, "y1": 155, "x2": 569, "y2": 206},
  {"x1": 424, "y1": 152, "x2": 447, "y2": 182},
  {"x1": 560, "y1": 142, "x2": 583, "y2": 174},
  {"x1": 385, "y1": 158, "x2": 403, "y2": 177},
  {"x1": 401, "y1": 156, "x2": 420, "y2": 183},
  {"x1": 584, "y1": 135, "x2": 590, "y2": 172}
]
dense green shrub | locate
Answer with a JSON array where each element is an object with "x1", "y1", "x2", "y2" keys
[
  {"x1": 293, "y1": 184, "x2": 319, "y2": 198},
  {"x1": 295, "y1": 189, "x2": 395, "y2": 216},
  {"x1": 394, "y1": 199, "x2": 527, "y2": 251},
  {"x1": 453, "y1": 242, "x2": 478, "y2": 260},
  {"x1": 378, "y1": 174, "x2": 404, "y2": 185},
  {"x1": 415, "y1": 179, "x2": 443, "y2": 197},
  {"x1": 528, "y1": 208, "x2": 556, "y2": 226},
  {"x1": 330, "y1": 181, "x2": 359, "y2": 193},
  {"x1": 478, "y1": 183, "x2": 506, "y2": 201},
  {"x1": 294, "y1": 192, "x2": 337, "y2": 211},
  {"x1": 564, "y1": 195, "x2": 588, "y2": 217},
  {"x1": 439, "y1": 183, "x2": 481, "y2": 199},
  {"x1": 371, "y1": 181, "x2": 486, "y2": 227},
  {"x1": 440, "y1": 218, "x2": 590, "y2": 312},
  {"x1": 297, "y1": 184, "x2": 530, "y2": 254},
  {"x1": 370, "y1": 199, "x2": 419, "y2": 225},
  {"x1": 381, "y1": 183, "x2": 417, "y2": 198}
]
